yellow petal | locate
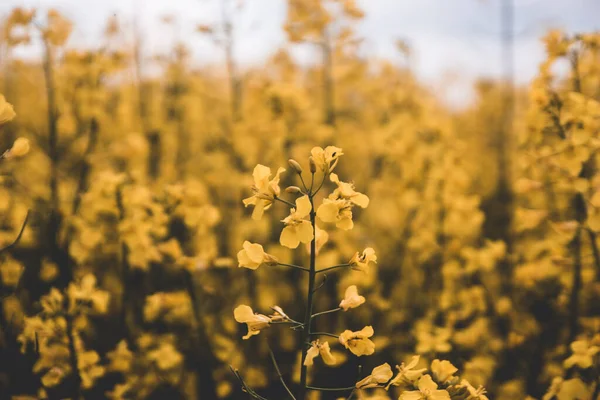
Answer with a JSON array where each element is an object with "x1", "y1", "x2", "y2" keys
[
  {"x1": 280, "y1": 226, "x2": 300, "y2": 249},
  {"x1": 317, "y1": 201, "x2": 339, "y2": 222},
  {"x1": 352, "y1": 193, "x2": 369, "y2": 208},
  {"x1": 251, "y1": 199, "x2": 266, "y2": 220},
  {"x1": 252, "y1": 164, "x2": 271, "y2": 185},
  {"x1": 296, "y1": 221, "x2": 314, "y2": 244},
  {"x1": 337, "y1": 217, "x2": 354, "y2": 231},
  {"x1": 233, "y1": 305, "x2": 254, "y2": 323},
  {"x1": 244, "y1": 241, "x2": 265, "y2": 264},
  {"x1": 304, "y1": 345, "x2": 319, "y2": 366},
  {"x1": 295, "y1": 195, "x2": 312, "y2": 217}
]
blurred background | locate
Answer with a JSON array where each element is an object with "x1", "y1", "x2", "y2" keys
[{"x1": 0, "y1": 0, "x2": 599, "y2": 399}]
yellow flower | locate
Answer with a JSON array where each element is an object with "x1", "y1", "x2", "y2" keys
[
  {"x1": 243, "y1": 164, "x2": 286, "y2": 220},
  {"x1": 339, "y1": 326, "x2": 375, "y2": 356},
  {"x1": 234, "y1": 305, "x2": 271, "y2": 339},
  {"x1": 349, "y1": 248, "x2": 377, "y2": 272},
  {"x1": 78, "y1": 350, "x2": 105, "y2": 389},
  {"x1": 0, "y1": 95, "x2": 16, "y2": 125},
  {"x1": 386, "y1": 355, "x2": 427, "y2": 389},
  {"x1": 399, "y1": 374, "x2": 450, "y2": 400},
  {"x1": 280, "y1": 195, "x2": 313, "y2": 249},
  {"x1": 317, "y1": 198, "x2": 354, "y2": 230},
  {"x1": 310, "y1": 146, "x2": 343, "y2": 172},
  {"x1": 147, "y1": 342, "x2": 183, "y2": 371},
  {"x1": 304, "y1": 340, "x2": 337, "y2": 366},
  {"x1": 237, "y1": 241, "x2": 278, "y2": 270},
  {"x1": 459, "y1": 380, "x2": 489, "y2": 400},
  {"x1": 431, "y1": 359, "x2": 457, "y2": 384},
  {"x1": 339, "y1": 285, "x2": 365, "y2": 311},
  {"x1": 329, "y1": 173, "x2": 369, "y2": 208},
  {"x1": 106, "y1": 340, "x2": 133, "y2": 373},
  {"x1": 355, "y1": 363, "x2": 393, "y2": 389},
  {"x1": 67, "y1": 274, "x2": 110, "y2": 314},
  {"x1": 564, "y1": 340, "x2": 600, "y2": 369}
]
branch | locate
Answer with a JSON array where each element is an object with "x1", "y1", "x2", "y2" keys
[
  {"x1": 230, "y1": 366, "x2": 269, "y2": 400},
  {"x1": 313, "y1": 274, "x2": 328, "y2": 292},
  {"x1": 311, "y1": 307, "x2": 341, "y2": 319},
  {"x1": 0, "y1": 210, "x2": 30, "y2": 254},
  {"x1": 309, "y1": 332, "x2": 339, "y2": 339},
  {"x1": 276, "y1": 262, "x2": 309, "y2": 272},
  {"x1": 306, "y1": 385, "x2": 355, "y2": 391},
  {"x1": 316, "y1": 263, "x2": 351, "y2": 274},
  {"x1": 268, "y1": 348, "x2": 297, "y2": 400},
  {"x1": 274, "y1": 197, "x2": 296, "y2": 208}
]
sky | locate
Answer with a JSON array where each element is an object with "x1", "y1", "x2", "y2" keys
[{"x1": 1, "y1": 0, "x2": 599, "y2": 106}]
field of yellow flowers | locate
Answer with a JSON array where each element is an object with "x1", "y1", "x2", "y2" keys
[{"x1": 0, "y1": 2, "x2": 600, "y2": 400}]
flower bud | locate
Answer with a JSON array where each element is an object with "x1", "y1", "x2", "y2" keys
[
  {"x1": 4, "y1": 138, "x2": 30, "y2": 159},
  {"x1": 285, "y1": 186, "x2": 302, "y2": 194},
  {"x1": 0, "y1": 95, "x2": 16, "y2": 125},
  {"x1": 288, "y1": 159, "x2": 303, "y2": 174},
  {"x1": 309, "y1": 156, "x2": 317, "y2": 173}
]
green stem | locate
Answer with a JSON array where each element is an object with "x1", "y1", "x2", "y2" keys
[
  {"x1": 269, "y1": 348, "x2": 297, "y2": 399},
  {"x1": 299, "y1": 199, "x2": 317, "y2": 398},
  {"x1": 277, "y1": 262, "x2": 309, "y2": 272},
  {"x1": 312, "y1": 174, "x2": 327, "y2": 196},
  {"x1": 275, "y1": 197, "x2": 296, "y2": 208},
  {"x1": 317, "y1": 263, "x2": 351, "y2": 274},
  {"x1": 306, "y1": 385, "x2": 355, "y2": 391},
  {"x1": 309, "y1": 332, "x2": 339, "y2": 339},
  {"x1": 311, "y1": 308, "x2": 341, "y2": 318}
]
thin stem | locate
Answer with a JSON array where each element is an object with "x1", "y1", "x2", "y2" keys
[
  {"x1": 312, "y1": 173, "x2": 328, "y2": 197},
  {"x1": 230, "y1": 366, "x2": 269, "y2": 400},
  {"x1": 345, "y1": 388, "x2": 356, "y2": 399},
  {"x1": 0, "y1": 210, "x2": 29, "y2": 254},
  {"x1": 313, "y1": 274, "x2": 328, "y2": 293},
  {"x1": 269, "y1": 348, "x2": 297, "y2": 400},
  {"x1": 317, "y1": 263, "x2": 351, "y2": 274},
  {"x1": 276, "y1": 262, "x2": 309, "y2": 272},
  {"x1": 299, "y1": 174, "x2": 310, "y2": 193},
  {"x1": 309, "y1": 332, "x2": 339, "y2": 339},
  {"x1": 298, "y1": 200, "x2": 317, "y2": 398},
  {"x1": 311, "y1": 308, "x2": 341, "y2": 319},
  {"x1": 65, "y1": 309, "x2": 82, "y2": 399},
  {"x1": 275, "y1": 196, "x2": 296, "y2": 208},
  {"x1": 306, "y1": 385, "x2": 355, "y2": 391}
]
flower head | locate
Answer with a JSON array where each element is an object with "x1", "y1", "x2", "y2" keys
[
  {"x1": 304, "y1": 340, "x2": 337, "y2": 366},
  {"x1": 329, "y1": 173, "x2": 369, "y2": 208},
  {"x1": 311, "y1": 146, "x2": 343, "y2": 172},
  {"x1": 4, "y1": 138, "x2": 30, "y2": 159},
  {"x1": 564, "y1": 340, "x2": 600, "y2": 369},
  {"x1": 356, "y1": 363, "x2": 393, "y2": 389},
  {"x1": 237, "y1": 241, "x2": 278, "y2": 270},
  {"x1": 459, "y1": 380, "x2": 489, "y2": 400},
  {"x1": 233, "y1": 305, "x2": 271, "y2": 339},
  {"x1": 339, "y1": 326, "x2": 375, "y2": 356},
  {"x1": 67, "y1": 274, "x2": 110, "y2": 314},
  {"x1": 340, "y1": 285, "x2": 366, "y2": 311},
  {"x1": 243, "y1": 164, "x2": 286, "y2": 220},
  {"x1": 386, "y1": 355, "x2": 427, "y2": 389},
  {"x1": 349, "y1": 248, "x2": 377, "y2": 272},
  {"x1": 430, "y1": 359, "x2": 458, "y2": 384},
  {"x1": 280, "y1": 195, "x2": 313, "y2": 248},
  {"x1": 317, "y1": 198, "x2": 354, "y2": 230},
  {"x1": 399, "y1": 374, "x2": 450, "y2": 400}
]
